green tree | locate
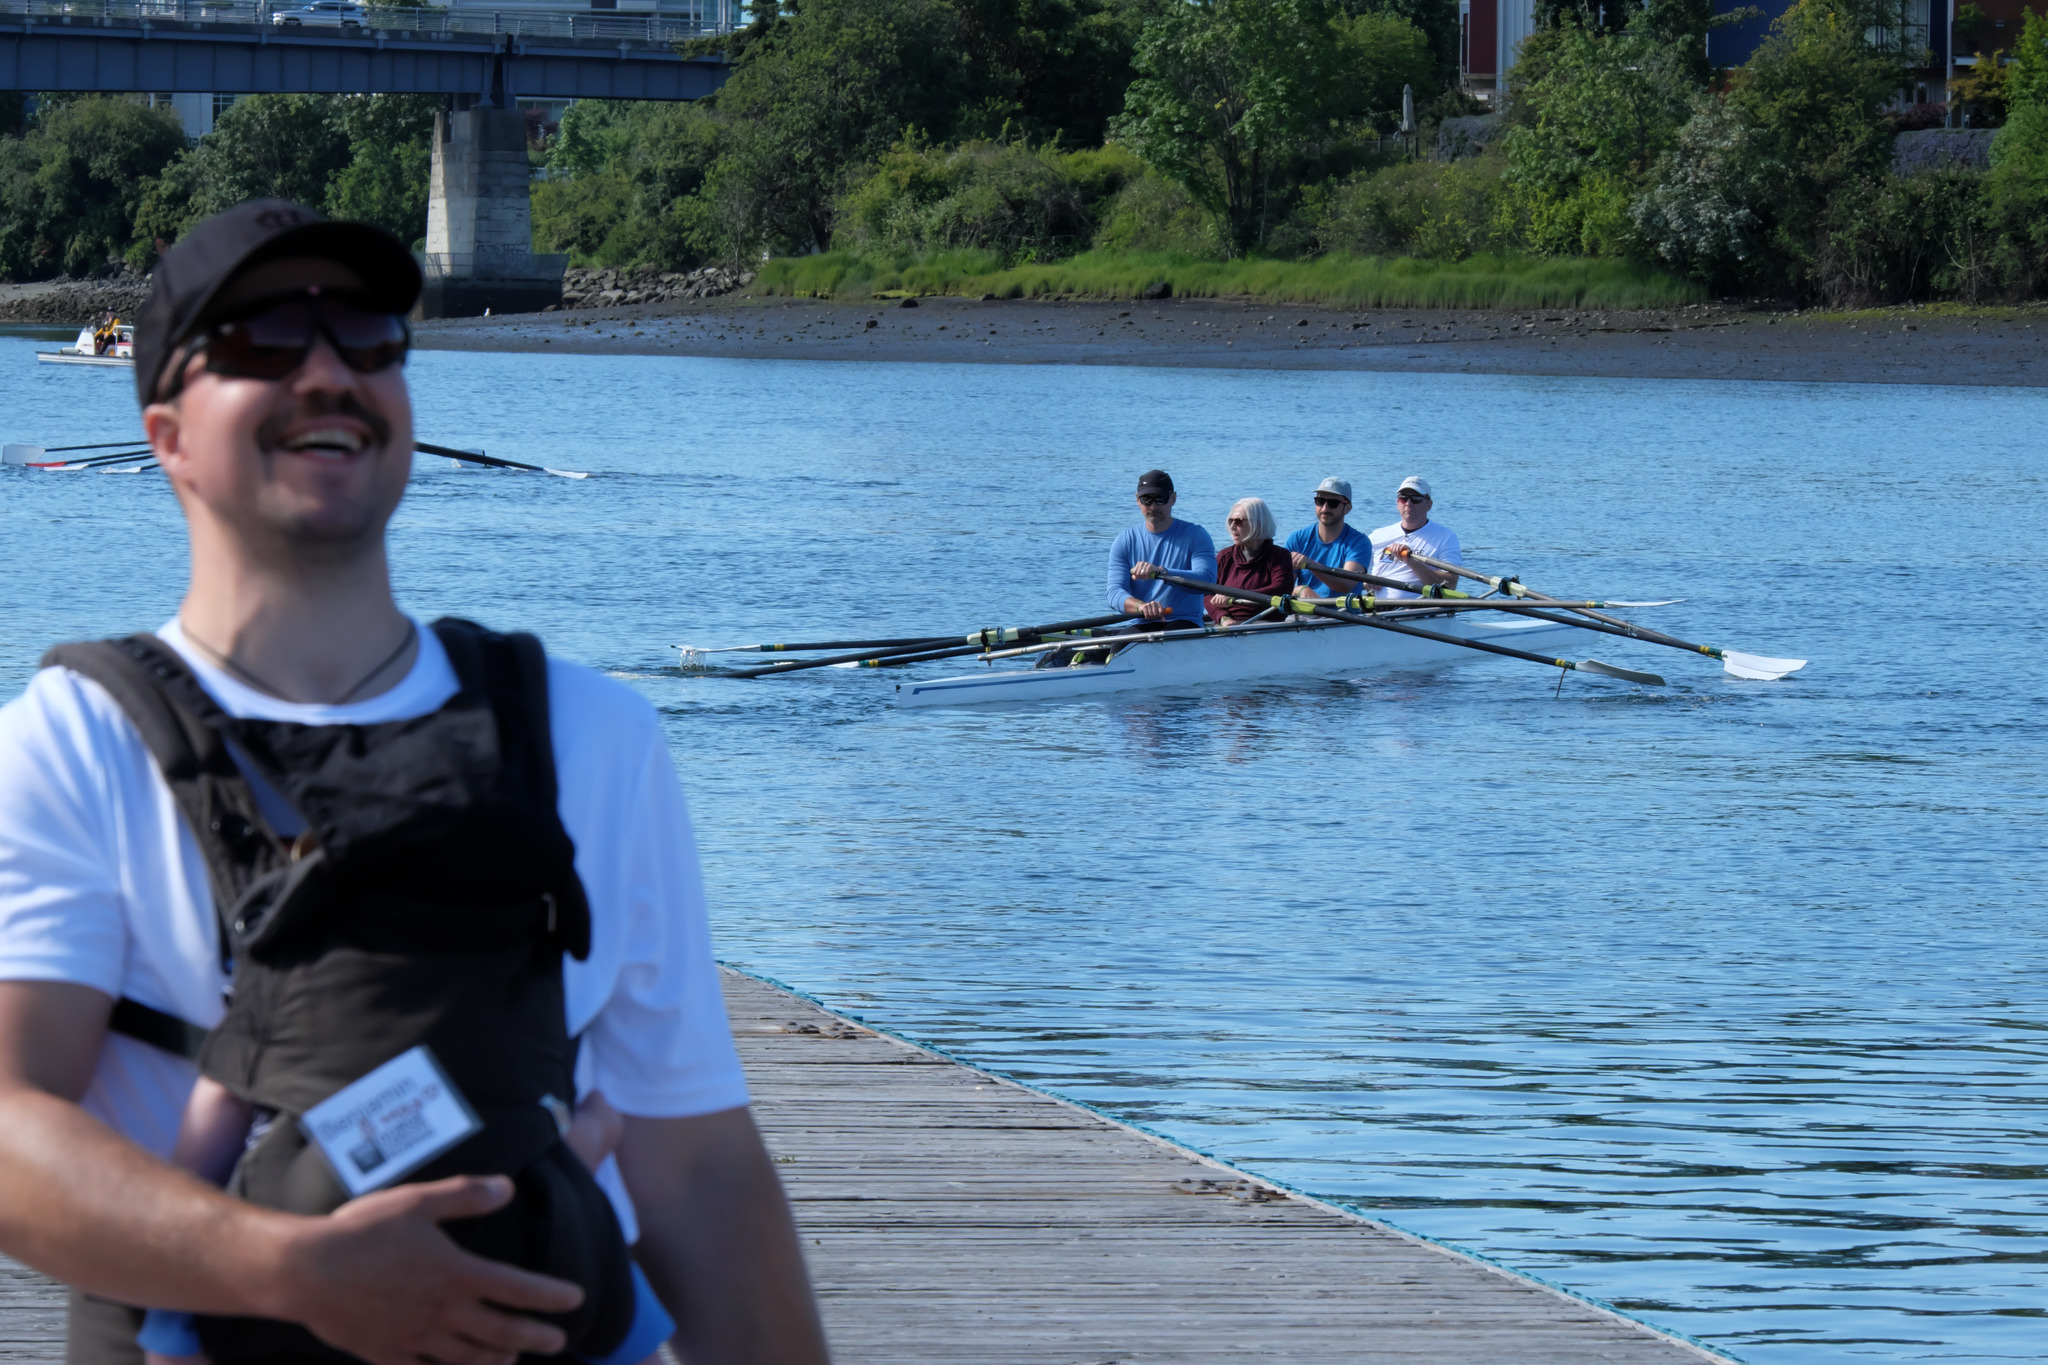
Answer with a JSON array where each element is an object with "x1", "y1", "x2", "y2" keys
[
  {"x1": 1504, "y1": 6, "x2": 1706, "y2": 254},
  {"x1": 1114, "y1": 0, "x2": 1354, "y2": 253},
  {"x1": 1346, "y1": 0, "x2": 1461, "y2": 92},
  {"x1": 190, "y1": 94, "x2": 353, "y2": 208},
  {"x1": 0, "y1": 96, "x2": 186, "y2": 279},
  {"x1": 1726, "y1": 0, "x2": 1907, "y2": 289},
  {"x1": 326, "y1": 95, "x2": 440, "y2": 245},
  {"x1": 1985, "y1": 9, "x2": 2048, "y2": 281},
  {"x1": 690, "y1": 0, "x2": 975, "y2": 257}
]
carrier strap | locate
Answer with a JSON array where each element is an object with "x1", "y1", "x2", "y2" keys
[
  {"x1": 108, "y1": 997, "x2": 208, "y2": 1062},
  {"x1": 40, "y1": 618, "x2": 580, "y2": 1057}
]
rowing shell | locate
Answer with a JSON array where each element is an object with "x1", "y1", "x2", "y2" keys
[{"x1": 896, "y1": 612, "x2": 1582, "y2": 707}]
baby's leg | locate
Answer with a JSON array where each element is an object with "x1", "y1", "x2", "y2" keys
[
  {"x1": 143, "y1": 1078, "x2": 256, "y2": 1365},
  {"x1": 565, "y1": 1090, "x2": 623, "y2": 1172},
  {"x1": 171, "y1": 1076, "x2": 256, "y2": 1187}
]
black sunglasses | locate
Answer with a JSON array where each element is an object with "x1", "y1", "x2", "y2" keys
[
  {"x1": 164, "y1": 295, "x2": 410, "y2": 398},
  {"x1": 1314, "y1": 495, "x2": 1348, "y2": 508},
  {"x1": 1397, "y1": 491, "x2": 1429, "y2": 502},
  {"x1": 1138, "y1": 493, "x2": 1170, "y2": 506}
]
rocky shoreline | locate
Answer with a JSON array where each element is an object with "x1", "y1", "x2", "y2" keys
[
  {"x1": 415, "y1": 293, "x2": 2048, "y2": 387},
  {"x1": 0, "y1": 276, "x2": 150, "y2": 325},
  {"x1": 557, "y1": 263, "x2": 754, "y2": 310}
]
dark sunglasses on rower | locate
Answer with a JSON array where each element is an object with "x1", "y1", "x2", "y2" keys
[
  {"x1": 165, "y1": 296, "x2": 410, "y2": 398},
  {"x1": 1314, "y1": 495, "x2": 1347, "y2": 508},
  {"x1": 1138, "y1": 493, "x2": 1170, "y2": 506}
]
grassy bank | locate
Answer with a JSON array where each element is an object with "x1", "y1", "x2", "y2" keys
[{"x1": 753, "y1": 249, "x2": 1708, "y2": 310}]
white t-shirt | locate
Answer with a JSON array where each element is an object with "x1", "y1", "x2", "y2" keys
[
  {"x1": 1368, "y1": 520, "x2": 1463, "y2": 599},
  {"x1": 0, "y1": 619, "x2": 748, "y2": 1238}
]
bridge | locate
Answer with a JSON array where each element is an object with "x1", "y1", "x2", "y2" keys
[{"x1": 0, "y1": 0, "x2": 736, "y2": 315}]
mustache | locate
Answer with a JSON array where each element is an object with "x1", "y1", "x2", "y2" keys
[{"x1": 254, "y1": 393, "x2": 394, "y2": 454}]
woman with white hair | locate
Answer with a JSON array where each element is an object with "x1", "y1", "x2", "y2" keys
[{"x1": 1206, "y1": 497, "x2": 1294, "y2": 625}]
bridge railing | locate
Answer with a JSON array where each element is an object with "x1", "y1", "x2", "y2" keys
[{"x1": 0, "y1": 0, "x2": 739, "y2": 42}]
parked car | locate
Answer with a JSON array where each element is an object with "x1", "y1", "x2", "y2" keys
[{"x1": 270, "y1": 1, "x2": 367, "y2": 28}]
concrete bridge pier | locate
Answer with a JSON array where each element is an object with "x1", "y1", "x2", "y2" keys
[{"x1": 418, "y1": 103, "x2": 566, "y2": 319}]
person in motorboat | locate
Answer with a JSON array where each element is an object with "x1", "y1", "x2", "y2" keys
[
  {"x1": 1369, "y1": 476, "x2": 1462, "y2": 599},
  {"x1": 1207, "y1": 498, "x2": 1294, "y2": 626},
  {"x1": 0, "y1": 200, "x2": 826, "y2": 1365},
  {"x1": 1110, "y1": 469, "x2": 1216, "y2": 630},
  {"x1": 1282, "y1": 477, "x2": 1374, "y2": 599}
]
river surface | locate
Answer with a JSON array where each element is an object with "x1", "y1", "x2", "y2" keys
[{"x1": 3, "y1": 330, "x2": 2044, "y2": 1363}]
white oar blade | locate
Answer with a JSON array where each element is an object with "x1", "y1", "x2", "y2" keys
[
  {"x1": 1720, "y1": 651, "x2": 1806, "y2": 681},
  {"x1": 3, "y1": 444, "x2": 45, "y2": 465},
  {"x1": 1605, "y1": 599, "x2": 1684, "y2": 607},
  {"x1": 544, "y1": 467, "x2": 590, "y2": 480},
  {"x1": 1579, "y1": 659, "x2": 1666, "y2": 687}
]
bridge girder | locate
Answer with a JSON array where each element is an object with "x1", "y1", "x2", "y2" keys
[{"x1": 0, "y1": 22, "x2": 726, "y2": 101}]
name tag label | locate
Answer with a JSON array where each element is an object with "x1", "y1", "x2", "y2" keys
[{"x1": 300, "y1": 1045, "x2": 481, "y2": 1198}]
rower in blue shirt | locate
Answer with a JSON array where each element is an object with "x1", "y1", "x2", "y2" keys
[
  {"x1": 1107, "y1": 469, "x2": 1217, "y2": 628},
  {"x1": 1282, "y1": 477, "x2": 1374, "y2": 597}
]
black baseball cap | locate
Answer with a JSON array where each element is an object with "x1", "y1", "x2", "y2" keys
[
  {"x1": 135, "y1": 199, "x2": 422, "y2": 407},
  {"x1": 1136, "y1": 469, "x2": 1174, "y2": 495}
]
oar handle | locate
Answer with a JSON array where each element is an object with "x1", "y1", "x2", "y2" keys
[{"x1": 1291, "y1": 560, "x2": 1471, "y2": 599}]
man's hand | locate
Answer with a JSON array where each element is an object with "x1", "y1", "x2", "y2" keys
[
  {"x1": 1130, "y1": 560, "x2": 1157, "y2": 580},
  {"x1": 0, "y1": 982, "x2": 581, "y2": 1365},
  {"x1": 276, "y1": 1176, "x2": 584, "y2": 1365},
  {"x1": 1289, "y1": 551, "x2": 1308, "y2": 569},
  {"x1": 1137, "y1": 600, "x2": 1171, "y2": 620}
]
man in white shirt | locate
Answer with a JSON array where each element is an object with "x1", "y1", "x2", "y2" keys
[
  {"x1": 1368, "y1": 476, "x2": 1463, "y2": 599},
  {"x1": 0, "y1": 201, "x2": 827, "y2": 1365}
]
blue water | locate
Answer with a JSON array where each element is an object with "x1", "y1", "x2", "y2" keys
[{"x1": 4, "y1": 331, "x2": 2044, "y2": 1363}]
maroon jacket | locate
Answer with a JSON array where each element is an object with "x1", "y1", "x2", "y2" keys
[{"x1": 1207, "y1": 539, "x2": 1295, "y2": 623}]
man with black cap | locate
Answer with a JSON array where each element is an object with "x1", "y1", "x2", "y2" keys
[
  {"x1": 0, "y1": 203, "x2": 827, "y2": 1365},
  {"x1": 1108, "y1": 470, "x2": 1216, "y2": 627}
]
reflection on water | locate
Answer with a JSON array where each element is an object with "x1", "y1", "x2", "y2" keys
[{"x1": 3, "y1": 337, "x2": 2044, "y2": 1363}]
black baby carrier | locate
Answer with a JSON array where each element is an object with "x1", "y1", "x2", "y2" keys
[{"x1": 46, "y1": 620, "x2": 636, "y2": 1365}]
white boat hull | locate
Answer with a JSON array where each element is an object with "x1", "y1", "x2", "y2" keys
[
  {"x1": 36, "y1": 351, "x2": 133, "y2": 367},
  {"x1": 897, "y1": 614, "x2": 1582, "y2": 707}
]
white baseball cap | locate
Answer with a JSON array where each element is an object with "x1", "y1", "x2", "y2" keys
[{"x1": 1397, "y1": 476, "x2": 1432, "y2": 498}]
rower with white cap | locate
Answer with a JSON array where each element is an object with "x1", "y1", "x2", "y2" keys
[{"x1": 1368, "y1": 476, "x2": 1463, "y2": 599}]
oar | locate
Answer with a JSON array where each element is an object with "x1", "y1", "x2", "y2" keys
[
  {"x1": 681, "y1": 635, "x2": 955, "y2": 656},
  {"x1": 1397, "y1": 549, "x2": 1805, "y2": 681},
  {"x1": 728, "y1": 613, "x2": 1137, "y2": 679},
  {"x1": 6, "y1": 440, "x2": 148, "y2": 460},
  {"x1": 1143, "y1": 569, "x2": 1665, "y2": 687},
  {"x1": 415, "y1": 440, "x2": 589, "y2": 480},
  {"x1": 33, "y1": 448, "x2": 157, "y2": 469}
]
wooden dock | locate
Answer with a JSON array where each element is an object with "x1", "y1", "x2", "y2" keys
[{"x1": 0, "y1": 968, "x2": 1733, "y2": 1363}]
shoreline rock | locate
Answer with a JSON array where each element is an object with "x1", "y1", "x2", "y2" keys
[
  {"x1": 0, "y1": 275, "x2": 151, "y2": 325},
  {"x1": 555, "y1": 262, "x2": 755, "y2": 311}
]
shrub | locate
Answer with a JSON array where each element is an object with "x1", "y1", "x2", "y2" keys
[
  {"x1": 1090, "y1": 169, "x2": 1229, "y2": 258},
  {"x1": 834, "y1": 139, "x2": 1093, "y2": 259},
  {"x1": 1305, "y1": 154, "x2": 1512, "y2": 260}
]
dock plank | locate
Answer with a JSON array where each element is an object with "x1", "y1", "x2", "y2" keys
[{"x1": 0, "y1": 969, "x2": 1730, "y2": 1363}]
